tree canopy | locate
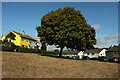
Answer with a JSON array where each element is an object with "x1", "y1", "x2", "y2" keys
[{"x1": 36, "y1": 7, "x2": 96, "y2": 57}]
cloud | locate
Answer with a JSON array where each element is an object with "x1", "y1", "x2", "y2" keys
[
  {"x1": 92, "y1": 24, "x2": 101, "y2": 30},
  {"x1": 32, "y1": 35, "x2": 40, "y2": 41},
  {"x1": 95, "y1": 33, "x2": 119, "y2": 48}
]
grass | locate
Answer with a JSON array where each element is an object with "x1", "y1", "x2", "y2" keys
[{"x1": 2, "y1": 51, "x2": 119, "y2": 78}]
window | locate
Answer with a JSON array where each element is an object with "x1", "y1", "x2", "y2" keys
[
  {"x1": 26, "y1": 46, "x2": 28, "y2": 48},
  {"x1": 26, "y1": 39, "x2": 29, "y2": 41},
  {"x1": 22, "y1": 37, "x2": 24, "y2": 41}
]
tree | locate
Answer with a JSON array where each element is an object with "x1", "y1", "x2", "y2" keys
[
  {"x1": 36, "y1": 7, "x2": 96, "y2": 57},
  {"x1": 40, "y1": 38, "x2": 47, "y2": 51},
  {"x1": 5, "y1": 32, "x2": 16, "y2": 47},
  {"x1": 41, "y1": 43, "x2": 47, "y2": 51}
]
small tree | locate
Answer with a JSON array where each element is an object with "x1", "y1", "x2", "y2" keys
[{"x1": 5, "y1": 32, "x2": 16, "y2": 47}]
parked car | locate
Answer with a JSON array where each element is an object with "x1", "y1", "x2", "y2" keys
[
  {"x1": 109, "y1": 56, "x2": 118, "y2": 63},
  {"x1": 98, "y1": 56, "x2": 108, "y2": 62},
  {"x1": 72, "y1": 56, "x2": 77, "y2": 59},
  {"x1": 82, "y1": 56, "x2": 90, "y2": 60}
]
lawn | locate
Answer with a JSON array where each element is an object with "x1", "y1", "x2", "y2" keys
[{"x1": 2, "y1": 51, "x2": 118, "y2": 78}]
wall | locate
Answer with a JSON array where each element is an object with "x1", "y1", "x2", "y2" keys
[
  {"x1": 2, "y1": 31, "x2": 21, "y2": 46},
  {"x1": 106, "y1": 51, "x2": 119, "y2": 58},
  {"x1": 99, "y1": 49, "x2": 107, "y2": 56},
  {"x1": 83, "y1": 52, "x2": 99, "y2": 58},
  {"x1": 21, "y1": 38, "x2": 30, "y2": 48}
]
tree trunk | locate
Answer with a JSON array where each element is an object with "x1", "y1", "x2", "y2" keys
[{"x1": 59, "y1": 47, "x2": 63, "y2": 57}]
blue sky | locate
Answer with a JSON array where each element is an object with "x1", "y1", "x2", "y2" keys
[{"x1": 2, "y1": 2, "x2": 118, "y2": 50}]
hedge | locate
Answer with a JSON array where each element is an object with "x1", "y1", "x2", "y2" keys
[
  {"x1": 17, "y1": 47, "x2": 41, "y2": 53},
  {"x1": 2, "y1": 46, "x2": 15, "y2": 52},
  {"x1": 40, "y1": 50, "x2": 58, "y2": 56},
  {"x1": 2, "y1": 46, "x2": 58, "y2": 56}
]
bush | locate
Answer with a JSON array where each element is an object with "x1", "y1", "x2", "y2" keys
[
  {"x1": 17, "y1": 47, "x2": 41, "y2": 53},
  {"x1": 2, "y1": 46, "x2": 15, "y2": 52},
  {"x1": 54, "y1": 49, "x2": 59, "y2": 55},
  {"x1": 2, "y1": 46, "x2": 57, "y2": 56},
  {"x1": 41, "y1": 43, "x2": 46, "y2": 51},
  {"x1": 17, "y1": 47, "x2": 57, "y2": 55},
  {"x1": 106, "y1": 56, "x2": 111, "y2": 59},
  {"x1": 40, "y1": 50, "x2": 57, "y2": 56}
]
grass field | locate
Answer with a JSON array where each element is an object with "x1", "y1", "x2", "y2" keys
[{"x1": 2, "y1": 51, "x2": 118, "y2": 78}]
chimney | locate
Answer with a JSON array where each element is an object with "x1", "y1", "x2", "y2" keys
[{"x1": 22, "y1": 31, "x2": 25, "y2": 35}]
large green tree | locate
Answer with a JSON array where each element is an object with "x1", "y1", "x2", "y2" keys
[
  {"x1": 5, "y1": 32, "x2": 16, "y2": 47},
  {"x1": 36, "y1": 7, "x2": 96, "y2": 57}
]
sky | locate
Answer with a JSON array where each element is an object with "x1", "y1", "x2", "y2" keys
[{"x1": 2, "y1": 2, "x2": 119, "y2": 51}]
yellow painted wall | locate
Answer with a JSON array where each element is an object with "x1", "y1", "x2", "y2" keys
[
  {"x1": 2, "y1": 30, "x2": 30, "y2": 48},
  {"x1": 2, "y1": 31, "x2": 22, "y2": 46},
  {"x1": 21, "y1": 38, "x2": 30, "y2": 48}
]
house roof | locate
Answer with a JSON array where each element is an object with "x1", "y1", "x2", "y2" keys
[
  {"x1": 107, "y1": 46, "x2": 120, "y2": 52},
  {"x1": 62, "y1": 51, "x2": 80, "y2": 54},
  {"x1": 12, "y1": 31, "x2": 37, "y2": 41},
  {"x1": 84, "y1": 49, "x2": 103, "y2": 53}
]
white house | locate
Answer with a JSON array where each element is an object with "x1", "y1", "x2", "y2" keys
[
  {"x1": 83, "y1": 49, "x2": 107, "y2": 59},
  {"x1": 77, "y1": 51, "x2": 84, "y2": 59},
  {"x1": 106, "y1": 46, "x2": 120, "y2": 58},
  {"x1": 61, "y1": 49, "x2": 107, "y2": 59},
  {"x1": 29, "y1": 40, "x2": 40, "y2": 49}
]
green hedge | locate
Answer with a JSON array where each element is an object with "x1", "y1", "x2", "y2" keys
[
  {"x1": 40, "y1": 50, "x2": 58, "y2": 55},
  {"x1": 2, "y1": 46, "x2": 15, "y2": 52},
  {"x1": 17, "y1": 47, "x2": 57, "y2": 55},
  {"x1": 17, "y1": 47, "x2": 41, "y2": 53},
  {"x1": 2, "y1": 46, "x2": 58, "y2": 56}
]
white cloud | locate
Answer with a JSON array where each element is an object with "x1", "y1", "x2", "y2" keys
[
  {"x1": 95, "y1": 33, "x2": 119, "y2": 48},
  {"x1": 92, "y1": 24, "x2": 101, "y2": 30}
]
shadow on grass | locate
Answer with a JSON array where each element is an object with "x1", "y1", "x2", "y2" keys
[{"x1": 40, "y1": 55, "x2": 77, "y2": 60}]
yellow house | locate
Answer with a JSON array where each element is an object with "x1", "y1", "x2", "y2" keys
[{"x1": 2, "y1": 30, "x2": 37, "y2": 48}]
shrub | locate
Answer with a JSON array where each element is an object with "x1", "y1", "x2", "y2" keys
[
  {"x1": 17, "y1": 47, "x2": 57, "y2": 55},
  {"x1": 41, "y1": 43, "x2": 46, "y2": 51},
  {"x1": 2, "y1": 46, "x2": 57, "y2": 56},
  {"x1": 54, "y1": 49, "x2": 59, "y2": 55},
  {"x1": 17, "y1": 47, "x2": 41, "y2": 53},
  {"x1": 106, "y1": 56, "x2": 111, "y2": 59},
  {"x1": 2, "y1": 46, "x2": 15, "y2": 52},
  {"x1": 40, "y1": 50, "x2": 57, "y2": 56}
]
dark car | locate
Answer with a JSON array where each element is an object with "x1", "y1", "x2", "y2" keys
[
  {"x1": 72, "y1": 56, "x2": 77, "y2": 59},
  {"x1": 82, "y1": 56, "x2": 90, "y2": 60},
  {"x1": 109, "y1": 56, "x2": 118, "y2": 63},
  {"x1": 98, "y1": 56, "x2": 108, "y2": 62},
  {"x1": 118, "y1": 58, "x2": 120, "y2": 63}
]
